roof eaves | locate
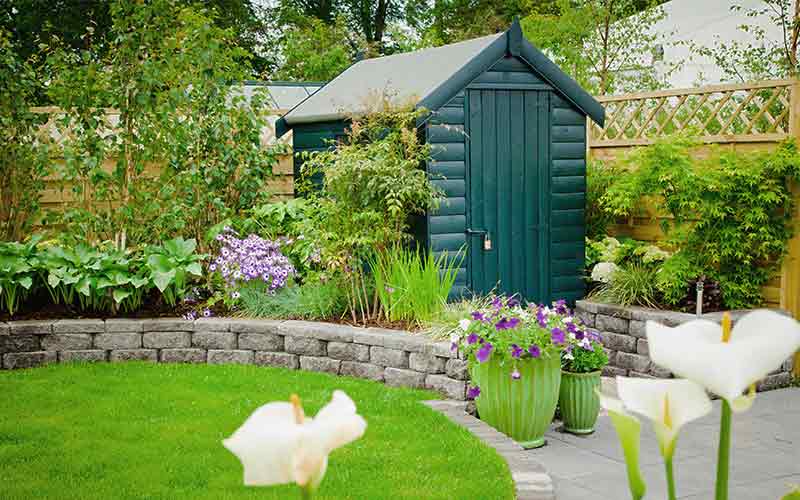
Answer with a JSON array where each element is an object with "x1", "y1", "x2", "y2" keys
[{"x1": 517, "y1": 38, "x2": 605, "y2": 126}]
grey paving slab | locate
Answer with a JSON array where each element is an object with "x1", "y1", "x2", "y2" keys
[{"x1": 530, "y1": 388, "x2": 800, "y2": 499}]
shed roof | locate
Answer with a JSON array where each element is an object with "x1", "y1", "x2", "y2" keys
[
  {"x1": 233, "y1": 81, "x2": 323, "y2": 110},
  {"x1": 277, "y1": 20, "x2": 604, "y2": 136}
]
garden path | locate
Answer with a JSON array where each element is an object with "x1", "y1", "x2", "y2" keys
[{"x1": 529, "y1": 385, "x2": 800, "y2": 499}]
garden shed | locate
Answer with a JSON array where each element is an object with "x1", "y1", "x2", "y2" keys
[{"x1": 276, "y1": 20, "x2": 605, "y2": 303}]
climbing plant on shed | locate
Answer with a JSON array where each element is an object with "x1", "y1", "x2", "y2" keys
[{"x1": 600, "y1": 134, "x2": 800, "y2": 309}]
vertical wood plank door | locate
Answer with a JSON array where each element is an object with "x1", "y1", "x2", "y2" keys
[{"x1": 467, "y1": 89, "x2": 550, "y2": 302}]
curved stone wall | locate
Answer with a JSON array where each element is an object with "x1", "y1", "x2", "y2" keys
[
  {"x1": 576, "y1": 300, "x2": 796, "y2": 391},
  {"x1": 0, "y1": 317, "x2": 469, "y2": 399}
]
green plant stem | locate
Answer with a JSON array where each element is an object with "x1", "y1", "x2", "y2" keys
[
  {"x1": 715, "y1": 399, "x2": 732, "y2": 500},
  {"x1": 300, "y1": 485, "x2": 312, "y2": 500},
  {"x1": 665, "y1": 456, "x2": 676, "y2": 500}
]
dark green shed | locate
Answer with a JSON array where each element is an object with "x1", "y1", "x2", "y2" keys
[{"x1": 276, "y1": 20, "x2": 605, "y2": 304}]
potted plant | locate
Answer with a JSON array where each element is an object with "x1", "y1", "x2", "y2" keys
[
  {"x1": 454, "y1": 298, "x2": 586, "y2": 449},
  {"x1": 559, "y1": 335, "x2": 609, "y2": 434}
]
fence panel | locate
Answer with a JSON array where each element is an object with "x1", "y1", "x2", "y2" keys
[{"x1": 587, "y1": 80, "x2": 800, "y2": 317}]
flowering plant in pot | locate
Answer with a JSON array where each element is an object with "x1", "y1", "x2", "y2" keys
[
  {"x1": 452, "y1": 297, "x2": 588, "y2": 448},
  {"x1": 559, "y1": 334, "x2": 608, "y2": 434}
]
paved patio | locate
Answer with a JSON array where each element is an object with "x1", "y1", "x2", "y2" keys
[{"x1": 528, "y1": 387, "x2": 800, "y2": 499}]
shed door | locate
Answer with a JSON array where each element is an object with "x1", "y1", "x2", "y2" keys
[{"x1": 466, "y1": 89, "x2": 549, "y2": 301}]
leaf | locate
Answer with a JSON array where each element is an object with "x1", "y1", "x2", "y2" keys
[
  {"x1": 77, "y1": 278, "x2": 92, "y2": 297},
  {"x1": 112, "y1": 288, "x2": 132, "y2": 304},
  {"x1": 18, "y1": 275, "x2": 33, "y2": 290},
  {"x1": 48, "y1": 272, "x2": 62, "y2": 289},
  {"x1": 607, "y1": 409, "x2": 646, "y2": 500},
  {"x1": 147, "y1": 254, "x2": 173, "y2": 273},
  {"x1": 152, "y1": 269, "x2": 176, "y2": 293},
  {"x1": 186, "y1": 262, "x2": 202, "y2": 276}
]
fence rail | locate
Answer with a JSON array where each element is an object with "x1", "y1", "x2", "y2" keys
[
  {"x1": 588, "y1": 79, "x2": 800, "y2": 318},
  {"x1": 591, "y1": 79, "x2": 794, "y2": 147}
]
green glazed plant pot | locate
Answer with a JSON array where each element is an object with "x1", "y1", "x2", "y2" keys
[
  {"x1": 469, "y1": 355, "x2": 561, "y2": 449},
  {"x1": 558, "y1": 370, "x2": 602, "y2": 435}
]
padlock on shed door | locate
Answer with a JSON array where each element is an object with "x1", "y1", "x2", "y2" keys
[{"x1": 483, "y1": 232, "x2": 492, "y2": 251}]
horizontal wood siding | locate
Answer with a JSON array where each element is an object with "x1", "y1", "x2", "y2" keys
[
  {"x1": 427, "y1": 93, "x2": 468, "y2": 298},
  {"x1": 550, "y1": 93, "x2": 586, "y2": 304}
]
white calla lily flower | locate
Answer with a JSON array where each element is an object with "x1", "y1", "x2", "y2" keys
[
  {"x1": 223, "y1": 390, "x2": 366, "y2": 490},
  {"x1": 615, "y1": 377, "x2": 712, "y2": 458},
  {"x1": 646, "y1": 310, "x2": 800, "y2": 411}
]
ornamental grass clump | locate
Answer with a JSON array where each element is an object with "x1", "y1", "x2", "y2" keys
[
  {"x1": 211, "y1": 228, "x2": 295, "y2": 299},
  {"x1": 452, "y1": 297, "x2": 599, "y2": 393}
]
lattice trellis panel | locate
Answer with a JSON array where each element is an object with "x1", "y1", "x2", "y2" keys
[{"x1": 591, "y1": 80, "x2": 795, "y2": 144}]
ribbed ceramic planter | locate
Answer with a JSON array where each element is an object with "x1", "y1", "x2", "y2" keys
[
  {"x1": 559, "y1": 370, "x2": 601, "y2": 435},
  {"x1": 469, "y1": 355, "x2": 561, "y2": 449}
]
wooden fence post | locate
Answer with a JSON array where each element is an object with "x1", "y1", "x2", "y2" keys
[{"x1": 782, "y1": 80, "x2": 800, "y2": 324}]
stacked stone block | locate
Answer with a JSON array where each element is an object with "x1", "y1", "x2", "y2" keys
[
  {"x1": 576, "y1": 300, "x2": 796, "y2": 391},
  {"x1": 0, "y1": 317, "x2": 467, "y2": 399}
]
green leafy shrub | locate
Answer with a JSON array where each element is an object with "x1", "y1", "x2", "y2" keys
[
  {"x1": 299, "y1": 107, "x2": 441, "y2": 324},
  {"x1": 599, "y1": 134, "x2": 800, "y2": 309},
  {"x1": 370, "y1": 246, "x2": 463, "y2": 325},
  {"x1": 589, "y1": 264, "x2": 660, "y2": 308},
  {"x1": 586, "y1": 159, "x2": 622, "y2": 239},
  {"x1": 0, "y1": 31, "x2": 50, "y2": 242}
]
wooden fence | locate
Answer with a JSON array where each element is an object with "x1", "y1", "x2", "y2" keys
[
  {"x1": 33, "y1": 107, "x2": 294, "y2": 216},
  {"x1": 587, "y1": 79, "x2": 800, "y2": 318}
]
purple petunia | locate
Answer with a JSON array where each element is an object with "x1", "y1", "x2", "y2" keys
[
  {"x1": 471, "y1": 311, "x2": 486, "y2": 321},
  {"x1": 528, "y1": 344, "x2": 541, "y2": 358},
  {"x1": 467, "y1": 333, "x2": 479, "y2": 345},
  {"x1": 554, "y1": 299, "x2": 570, "y2": 315},
  {"x1": 491, "y1": 296, "x2": 503, "y2": 310},
  {"x1": 536, "y1": 308, "x2": 548, "y2": 328},
  {"x1": 202, "y1": 308, "x2": 212, "y2": 318},
  {"x1": 510, "y1": 344, "x2": 523, "y2": 359},
  {"x1": 495, "y1": 317, "x2": 521, "y2": 331},
  {"x1": 507, "y1": 296, "x2": 520, "y2": 308},
  {"x1": 467, "y1": 385, "x2": 481, "y2": 399},
  {"x1": 476, "y1": 342, "x2": 494, "y2": 363},
  {"x1": 575, "y1": 330, "x2": 585, "y2": 341},
  {"x1": 511, "y1": 368, "x2": 521, "y2": 380},
  {"x1": 551, "y1": 327, "x2": 566, "y2": 345},
  {"x1": 566, "y1": 321, "x2": 579, "y2": 334}
]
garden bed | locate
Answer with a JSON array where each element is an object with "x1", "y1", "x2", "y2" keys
[
  {"x1": 576, "y1": 300, "x2": 796, "y2": 391},
  {"x1": 0, "y1": 316, "x2": 469, "y2": 399},
  {"x1": 0, "y1": 362, "x2": 514, "y2": 499}
]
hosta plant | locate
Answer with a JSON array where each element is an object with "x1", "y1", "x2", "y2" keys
[
  {"x1": 146, "y1": 237, "x2": 206, "y2": 307},
  {"x1": 0, "y1": 236, "x2": 41, "y2": 315}
]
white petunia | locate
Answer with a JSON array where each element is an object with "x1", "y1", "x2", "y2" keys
[
  {"x1": 458, "y1": 318, "x2": 471, "y2": 331},
  {"x1": 223, "y1": 391, "x2": 366, "y2": 490}
]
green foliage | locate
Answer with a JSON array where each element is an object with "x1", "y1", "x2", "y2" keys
[
  {"x1": 522, "y1": 0, "x2": 672, "y2": 95},
  {"x1": 0, "y1": 236, "x2": 41, "y2": 315},
  {"x1": 654, "y1": 251, "x2": 703, "y2": 306},
  {"x1": 590, "y1": 264, "x2": 660, "y2": 308},
  {"x1": 239, "y1": 276, "x2": 348, "y2": 320},
  {"x1": 145, "y1": 238, "x2": 206, "y2": 307},
  {"x1": 276, "y1": 17, "x2": 352, "y2": 81},
  {"x1": 370, "y1": 246, "x2": 463, "y2": 325},
  {"x1": 299, "y1": 107, "x2": 440, "y2": 323},
  {"x1": 586, "y1": 160, "x2": 622, "y2": 238},
  {"x1": 562, "y1": 340, "x2": 608, "y2": 373},
  {"x1": 0, "y1": 236, "x2": 205, "y2": 315},
  {"x1": 599, "y1": 135, "x2": 800, "y2": 309},
  {"x1": 44, "y1": 0, "x2": 281, "y2": 247},
  {"x1": 0, "y1": 30, "x2": 50, "y2": 241}
]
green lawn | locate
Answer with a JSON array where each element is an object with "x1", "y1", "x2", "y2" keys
[{"x1": 0, "y1": 362, "x2": 513, "y2": 500}]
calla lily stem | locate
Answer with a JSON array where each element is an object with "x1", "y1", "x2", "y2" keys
[
  {"x1": 300, "y1": 485, "x2": 312, "y2": 500},
  {"x1": 715, "y1": 400, "x2": 732, "y2": 500},
  {"x1": 665, "y1": 456, "x2": 676, "y2": 500}
]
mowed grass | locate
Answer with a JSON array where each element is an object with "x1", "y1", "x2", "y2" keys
[{"x1": 0, "y1": 362, "x2": 513, "y2": 500}]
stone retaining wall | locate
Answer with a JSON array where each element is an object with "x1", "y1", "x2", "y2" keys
[
  {"x1": 576, "y1": 300, "x2": 796, "y2": 391},
  {"x1": 0, "y1": 318, "x2": 469, "y2": 399}
]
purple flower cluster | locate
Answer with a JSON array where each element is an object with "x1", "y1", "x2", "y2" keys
[{"x1": 212, "y1": 230, "x2": 295, "y2": 294}]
